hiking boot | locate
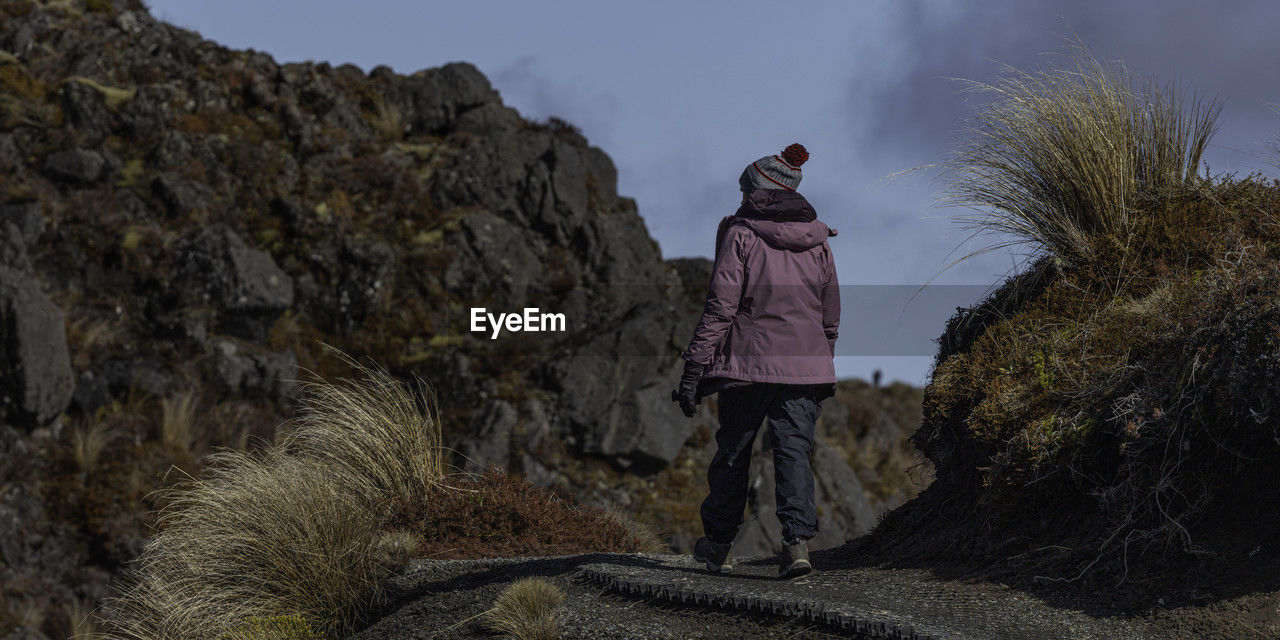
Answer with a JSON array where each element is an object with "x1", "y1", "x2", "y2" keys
[
  {"x1": 778, "y1": 538, "x2": 812, "y2": 579},
  {"x1": 693, "y1": 537, "x2": 733, "y2": 573}
]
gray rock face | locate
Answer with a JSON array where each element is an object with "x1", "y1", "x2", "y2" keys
[
  {"x1": 453, "y1": 101, "x2": 523, "y2": 135},
  {"x1": 42, "y1": 148, "x2": 105, "y2": 184},
  {"x1": 431, "y1": 128, "x2": 550, "y2": 216},
  {"x1": 459, "y1": 398, "x2": 517, "y2": 473},
  {"x1": 0, "y1": 134, "x2": 20, "y2": 173},
  {"x1": 0, "y1": 259, "x2": 74, "y2": 428},
  {"x1": 0, "y1": 201, "x2": 45, "y2": 244},
  {"x1": 60, "y1": 79, "x2": 112, "y2": 145},
  {"x1": 71, "y1": 371, "x2": 111, "y2": 416},
  {"x1": 629, "y1": 363, "x2": 700, "y2": 465},
  {"x1": 444, "y1": 211, "x2": 543, "y2": 308},
  {"x1": 295, "y1": 237, "x2": 393, "y2": 335},
  {"x1": 177, "y1": 224, "x2": 294, "y2": 337},
  {"x1": 0, "y1": 221, "x2": 28, "y2": 269},
  {"x1": 148, "y1": 130, "x2": 193, "y2": 169},
  {"x1": 398, "y1": 62, "x2": 499, "y2": 134},
  {"x1": 546, "y1": 305, "x2": 699, "y2": 469},
  {"x1": 208, "y1": 338, "x2": 297, "y2": 400},
  {"x1": 101, "y1": 357, "x2": 173, "y2": 397},
  {"x1": 153, "y1": 172, "x2": 214, "y2": 217},
  {"x1": 581, "y1": 208, "x2": 666, "y2": 290}
]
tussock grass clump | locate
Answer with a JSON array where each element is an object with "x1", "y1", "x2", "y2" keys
[
  {"x1": 159, "y1": 391, "x2": 200, "y2": 455},
  {"x1": 943, "y1": 43, "x2": 1220, "y2": 267},
  {"x1": 70, "y1": 420, "x2": 116, "y2": 473},
  {"x1": 62, "y1": 595, "x2": 102, "y2": 639},
  {"x1": 481, "y1": 578, "x2": 565, "y2": 640},
  {"x1": 603, "y1": 505, "x2": 669, "y2": 554},
  {"x1": 106, "y1": 362, "x2": 442, "y2": 640},
  {"x1": 277, "y1": 359, "x2": 443, "y2": 509},
  {"x1": 109, "y1": 451, "x2": 387, "y2": 639}
]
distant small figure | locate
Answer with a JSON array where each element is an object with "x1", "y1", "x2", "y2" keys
[{"x1": 873, "y1": 369, "x2": 882, "y2": 389}]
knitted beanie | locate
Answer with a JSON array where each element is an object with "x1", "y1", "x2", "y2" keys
[{"x1": 739, "y1": 143, "x2": 809, "y2": 192}]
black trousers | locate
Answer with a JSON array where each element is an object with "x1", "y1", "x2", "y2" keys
[{"x1": 700, "y1": 382, "x2": 822, "y2": 545}]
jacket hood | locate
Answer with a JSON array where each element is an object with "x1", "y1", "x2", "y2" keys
[
  {"x1": 733, "y1": 190, "x2": 836, "y2": 251},
  {"x1": 740, "y1": 217, "x2": 836, "y2": 251},
  {"x1": 740, "y1": 188, "x2": 814, "y2": 219}
]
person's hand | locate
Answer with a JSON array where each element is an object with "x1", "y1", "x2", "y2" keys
[{"x1": 673, "y1": 360, "x2": 704, "y2": 417}]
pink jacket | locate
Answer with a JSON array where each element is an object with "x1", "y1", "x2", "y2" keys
[{"x1": 682, "y1": 189, "x2": 840, "y2": 387}]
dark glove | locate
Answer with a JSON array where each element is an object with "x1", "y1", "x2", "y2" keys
[{"x1": 672, "y1": 360, "x2": 704, "y2": 417}]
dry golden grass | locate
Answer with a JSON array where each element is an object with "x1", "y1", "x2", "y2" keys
[
  {"x1": 63, "y1": 595, "x2": 102, "y2": 639},
  {"x1": 67, "y1": 76, "x2": 136, "y2": 111},
  {"x1": 66, "y1": 316, "x2": 124, "y2": 370},
  {"x1": 367, "y1": 95, "x2": 405, "y2": 142},
  {"x1": 482, "y1": 578, "x2": 565, "y2": 640},
  {"x1": 218, "y1": 613, "x2": 320, "y2": 640},
  {"x1": 105, "y1": 361, "x2": 443, "y2": 640},
  {"x1": 159, "y1": 391, "x2": 201, "y2": 456},
  {"x1": 109, "y1": 451, "x2": 386, "y2": 639},
  {"x1": 277, "y1": 356, "x2": 444, "y2": 509},
  {"x1": 603, "y1": 505, "x2": 668, "y2": 553},
  {"x1": 1, "y1": 593, "x2": 44, "y2": 634},
  {"x1": 943, "y1": 42, "x2": 1220, "y2": 267},
  {"x1": 70, "y1": 420, "x2": 116, "y2": 473}
]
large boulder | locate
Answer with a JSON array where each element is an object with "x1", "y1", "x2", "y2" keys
[
  {"x1": 60, "y1": 79, "x2": 113, "y2": 145},
  {"x1": 0, "y1": 226, "x2": 74, "y2": 427},
  {"x1": 177, "y1": 224, "x2": 294, "y2": 338},
  {"x1": 458, "y1": 398, "x2": 518, "y2": 473},
  {"x1": 152, "y1": 172, "x2": 214, "y2": 217},
  {"x1": 0, "y1": 201, "x2": 46, "y2": 244},
  {"x1": 443, "y1": 211, "x2": 544, "y2": 309},
  {"x1": 397, "y1": 62, "x2": 499, "y2": 135},
  {"x1": 294, "y1": 236, "x2": 394, "y2": 335},
  {"x1": 207, "y1": 338, "x2": 297, "y2": 401},
  {"x1": 545, "y1": 308, "x2": 699, "y2": 469},
  {"x1": 0, "y1": 221, "x2": 28, "y2": 269},
  {"x1": 42, "y1": 148, "x2": 105, "y2": 184}
]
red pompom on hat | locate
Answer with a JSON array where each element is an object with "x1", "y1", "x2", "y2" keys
[
  {"x1": 740, "y1": 142, "x2": 809, "y2": 192},
  {"x1": 781, "y1": 143, "x2": 809, "y2": 167}
]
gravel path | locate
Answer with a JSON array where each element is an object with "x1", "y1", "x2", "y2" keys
[
  {"x1": 349, "y1": 552, "x2": 1271, "y2": 639},
  {"x1": 350, "y1": 554, "x2": 868, "y2": 640}
]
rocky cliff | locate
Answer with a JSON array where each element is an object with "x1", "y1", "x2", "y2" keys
[{"x1": 0, "y1": 2, "x2": 926, "y2": 637}]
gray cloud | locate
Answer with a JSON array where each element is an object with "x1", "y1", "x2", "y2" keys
[
  {"x1": 490, "y1": 55, "x2": 622, "y2": 150},
  {"x1": 855, "y1": 0, "x2": 1280, "y2": 176}
]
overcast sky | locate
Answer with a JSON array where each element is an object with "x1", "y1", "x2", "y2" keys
[{"x1": 148, "y1": 0, "x2": 1280, "y2": 384}]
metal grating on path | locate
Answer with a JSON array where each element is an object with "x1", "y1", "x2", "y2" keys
[{"x1": 579, "y1": 554, "x2": 1156, "y2": 640}]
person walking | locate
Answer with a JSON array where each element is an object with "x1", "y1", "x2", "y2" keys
[{"x1": 673, "y1": 143, "x2": 840, "y2": 579}]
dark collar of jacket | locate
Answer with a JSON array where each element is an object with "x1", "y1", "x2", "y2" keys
[{"x1": 734, "y1": 188, "x2": 817, "y2": 222}]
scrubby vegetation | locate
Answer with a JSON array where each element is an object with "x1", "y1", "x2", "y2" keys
[
  {"x1": 390, "y1": 466, "x2": 664, "y2": 560},
  {"x1": 857, "y1": 46, "x2": 1280, "y2": 597},
  {"x1": 102, "y1": 363, "x2": 656, "y2": 639}
]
